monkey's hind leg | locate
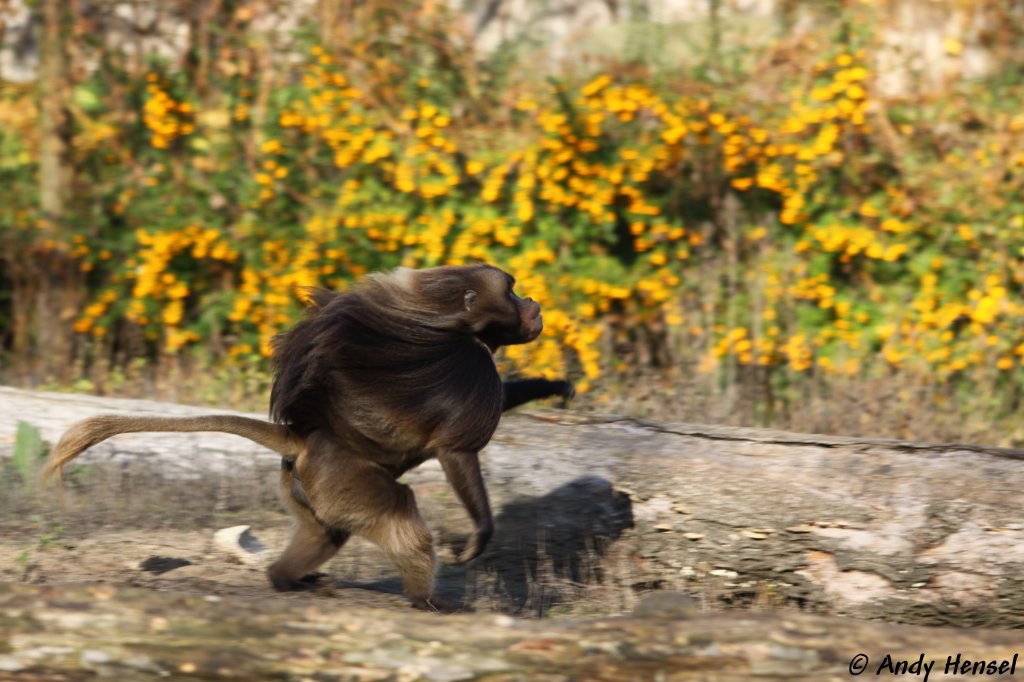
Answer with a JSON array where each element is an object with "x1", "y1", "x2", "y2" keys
[
  {"x1": 295, "y1": 437, "x2": 464, "y2": 612},
  {"x1": 268, "y1": 514, "x2": 349, "y2": 591},
  {"x1": 357, "y1": 482, "x2": 448, "y2": 611},
  {"x1": 269, "y1": 462, "x2": 350, "y2": 591}
]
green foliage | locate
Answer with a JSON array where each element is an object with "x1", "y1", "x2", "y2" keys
[
  {"x1": 12, "y1": 421, "x2": 46, "y2": 485},
  {"x1": 3, "y1": 2, "x2": 1024, "y2": 439}
]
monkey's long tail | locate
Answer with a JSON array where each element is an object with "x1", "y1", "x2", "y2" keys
[{"x1": 43, "y1": 414, "x2": 303, "y2": 482}]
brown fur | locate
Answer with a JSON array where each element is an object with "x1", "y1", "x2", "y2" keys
[{"x1": 45, "y1": 264, "x2": 561, "y2": 612}]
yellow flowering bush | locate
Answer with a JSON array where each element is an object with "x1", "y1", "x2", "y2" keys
[{"x1": 4, "y1": 2, "x2": 1024, "y2": 427}]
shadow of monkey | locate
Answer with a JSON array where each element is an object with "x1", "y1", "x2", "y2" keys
[
  {"x1": 323, "y1": 476, "x2": 633, "y2": 614},
  {"x1": 453, "y1": 476, "x2": 635, "y2": 614}
]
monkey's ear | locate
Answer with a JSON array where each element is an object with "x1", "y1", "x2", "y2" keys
[{"x1": 464, "y1": 290, "x2": 478, "y2": 311}]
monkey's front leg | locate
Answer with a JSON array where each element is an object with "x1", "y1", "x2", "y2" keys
[
  {"x1": 502, "y1": 378, "x2": 575, "y2": 411},
  {"x1": 437, "y1": 450, "x2": 494, "y2": 563}
]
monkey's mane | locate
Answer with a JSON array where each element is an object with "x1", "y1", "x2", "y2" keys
[{"x1": 269, "y1": 269, "x2": 504, "y2": 453}]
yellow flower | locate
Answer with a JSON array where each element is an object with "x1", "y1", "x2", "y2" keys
[
  {"x1": 972, "y1": 296, "x2": 1000, "y2": 324},
  {"x1": 581, "y1": 74, "x2": 612, "y2": 97},
  {"x1": 858, "y1": 202, "x2": 880, "y2": 218},
  {"x1": 261, "y1": 139, "x2": 283, "y2": 154}
]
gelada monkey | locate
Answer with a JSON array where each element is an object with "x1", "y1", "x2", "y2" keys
[{"x1": 46, "y1": 264, "x2": 572, "y2": 611}]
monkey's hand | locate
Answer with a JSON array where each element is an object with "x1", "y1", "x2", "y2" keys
[
  {"x1": 559, "y1": 379, "x2": 576, "y2": 408},
  {"x1": 455, "y1": 522, "x2": 494, "y2": 564}
]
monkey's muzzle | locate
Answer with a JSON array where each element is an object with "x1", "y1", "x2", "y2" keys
[{"x1": 523, "y1": 300, "x2": 543, "y2": 341}]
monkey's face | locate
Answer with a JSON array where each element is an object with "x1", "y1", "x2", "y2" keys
[
  {"x1": 467, "y1": 266, "x2": 543, "y2": 349},
  {"x1": 415, "y1": 265, "x2": 543, "y2": 348}
]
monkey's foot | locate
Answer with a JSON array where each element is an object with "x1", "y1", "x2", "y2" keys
[
  {"x1": 300, "y1": 571, "x2": 329, "y2": 584},
  {"x1": 269, "y1": 573, "x2": 323, "y2": 592},
  {"x1": 411, "y1": 596, "x2": 473, "y2": 614}
]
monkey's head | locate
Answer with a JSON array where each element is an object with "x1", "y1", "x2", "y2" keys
[{"x1": 394, "y1": 264, "x2": 543, "y2": 349}]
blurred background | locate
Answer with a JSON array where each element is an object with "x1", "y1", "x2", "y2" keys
[{"x1": 2, "y1": 0, "x2": 1024, "y2": 444}]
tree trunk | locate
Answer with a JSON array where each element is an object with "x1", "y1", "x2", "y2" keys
[
  {"x1": 38, "y1": 0, "x2": 71, "y2": 222},
  {"x1": 18, "y1": 0, "x2": 81, "y2": 385}
]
